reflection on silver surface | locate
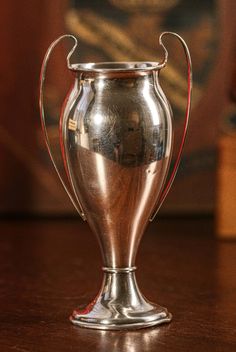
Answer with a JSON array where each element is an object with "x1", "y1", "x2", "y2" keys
[
  {"x1": 64, "y1": 67, "x2": 172, "y2": 329},
  {"x1": 71, "y1": 269, "x2": 171, "y2": 329},
  {"x1": 68, "y1": 73, "x2": 171, "y2": 166},
  {"x1": 63, "y1": 70, "x2": 172, "y2": 269}
]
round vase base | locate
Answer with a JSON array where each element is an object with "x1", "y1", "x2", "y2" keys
[
  {"x1": 70, "y1": 305, "x2": 172, "y2": 330},
  {"x1": 70, "y1": 270, "x2": 172, "y2": 330}
]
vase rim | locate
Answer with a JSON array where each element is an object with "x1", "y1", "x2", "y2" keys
[{"x1": 69, "y1": 61, "x2": 162, "y2": 73}]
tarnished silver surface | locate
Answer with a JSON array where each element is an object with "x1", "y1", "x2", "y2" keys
[{"x1": 39, "y1": 32, "x2": 192, "y2": 330}]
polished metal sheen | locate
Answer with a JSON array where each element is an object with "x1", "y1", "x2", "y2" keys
[{"x1": 39, "y1": 32, "x2": 192, "y2": 330}]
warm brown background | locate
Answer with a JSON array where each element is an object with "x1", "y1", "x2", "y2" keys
[
  {"x1": 0, "y1": 3, "x2": 236, "y2": 349},
  {"x1": 0, "y1": 0, "x2": 236, "y2": 216}
]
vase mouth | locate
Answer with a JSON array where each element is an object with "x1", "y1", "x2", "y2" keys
[{"x1": 69, "y1": 61, "x2": 162, "y2": 73}]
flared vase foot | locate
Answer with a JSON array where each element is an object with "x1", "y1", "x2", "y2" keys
[{"x1": 70, "y1": 268, "x2": 172, "y2": 330}]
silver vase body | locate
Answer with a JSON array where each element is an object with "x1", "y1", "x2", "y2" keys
[{"x1": 40, "y1": 33, "x2": 192, "y2": 330}]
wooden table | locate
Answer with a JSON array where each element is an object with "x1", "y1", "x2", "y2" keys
[{"x1": 0, "y1": 217, "x2": 236, "y2": 351}]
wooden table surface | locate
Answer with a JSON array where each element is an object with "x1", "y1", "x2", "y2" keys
[{"x1": 0, "y1": 217, "x2": 236, "y2": 351}]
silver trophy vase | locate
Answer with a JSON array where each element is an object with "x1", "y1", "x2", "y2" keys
[{"x1": 39, "y1": 32, "x2": 192, "y2": 330}]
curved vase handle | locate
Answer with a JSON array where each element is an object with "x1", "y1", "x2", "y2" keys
[
  {"x1": 39, "y1": 35, "x2": 86, "y2": 220},
  {"x1": 150, "y1": 32, "x2": 192, "y2": 221}
]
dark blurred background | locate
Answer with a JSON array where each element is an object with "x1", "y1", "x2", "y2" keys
[{"x1": 0, "y1": 0, "x2": 236, "y2": 235}]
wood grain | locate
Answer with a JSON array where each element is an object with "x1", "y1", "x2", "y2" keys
[
  {"x1": 217, "y1": 133, "x2": 236, "y2": 237},
  {"x1": 0, "y1": 217, "x2": 236, "y2": 351}
]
